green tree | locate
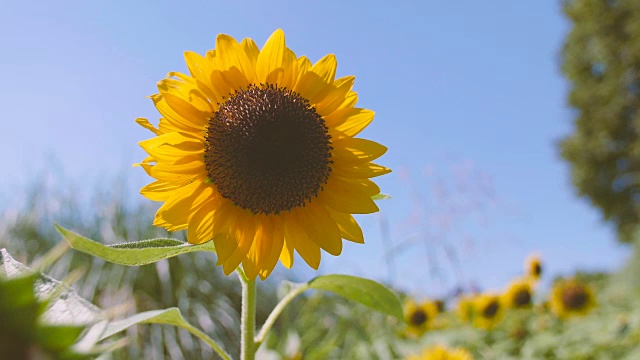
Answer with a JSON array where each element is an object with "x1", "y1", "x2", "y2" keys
[{"x1": 560, "y1": 0, "x2": 640, "y2": 242}]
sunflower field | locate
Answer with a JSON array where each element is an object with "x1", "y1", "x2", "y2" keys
[
  {"x1": 2, "y1": 177, "x2": 640, "y2": 359},
  {"x1": 3, "y1": 1, "x2": 640, "y2": 359}
]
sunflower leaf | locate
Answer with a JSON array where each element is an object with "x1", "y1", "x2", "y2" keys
[
  {"x1": 0, "y1": 249, "x2": 104, "y2": 357},
  {"x1": 99, "y1": 307, "x2": 231, "y2": 360},
  {"x1": 109, "y1": 238, "x2": 187, "y2": 249},
  {"x1": 308, "y1": 274, "x2": 403, "y2": 319},
  {"x1": 371, "y1": 193, "x2": 391, "y2": 200},
  {"x1": 55, "y1": 225, "x2": 216, "y2": 266}
]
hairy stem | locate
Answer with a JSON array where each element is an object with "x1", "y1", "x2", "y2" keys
[{"x1": 240, "y1": 273, "x2": 257, "y2": 360}]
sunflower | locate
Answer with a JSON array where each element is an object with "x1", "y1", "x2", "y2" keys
[
  {"x1": 525, "y1": 253, "x2": 542, "y2": 281},
  {"x1": 455, "y1": 295, "x2": 476, "y2": 323},
  {"x1": 136, "y1": 29, "x2": 389, "y2": 280},
  {"x1": 407, "y1": 344, "x2": 474, "y2": 360},
  {"x1": 549, "y1": 278, "x2": 596, "y2": 319},
  {"x1": 503, "y1": 277, "x2": 534, "y2": 309},
  {"x1": 404, "y1": 299, "x2": 439, "y2": 337},
  {"x1": 472, "y1": 293, "x2": 504, "y2": 329}
]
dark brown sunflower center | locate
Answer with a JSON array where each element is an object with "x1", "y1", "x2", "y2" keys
[
  {"x1": 514, "y1": 289, "x2": 532, "y2": 307},
  {"x1": 434, "y1": 300, "x2": 445, "y2": 313},
  {"x1": 533, "y1": 263, "x2": 542, "y2": 276},
  {"x1": 409, "y1": 309, "x2": 428, "y2": 326},
  {"x1": 204, "y1": 84, "x2": 332, "y2": 214},
  {"x1": 482, "y1": 300, "x2": 500, "y2": 318},
  {"x1": 562, "y1": 286, "x2": 588, "y2": 310}
]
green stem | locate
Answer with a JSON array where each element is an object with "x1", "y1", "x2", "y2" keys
[
  {"x1": 254, "y1": 283, "x2": 309, "y2": 348},
  {"x1": 181, "y1": 320, "x2": 233, "y2": 360},
  {"x1": 240, "y1": 273, "x2": 257, "y2": 360}
]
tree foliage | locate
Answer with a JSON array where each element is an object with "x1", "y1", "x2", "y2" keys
[{"x1": 560, "y1": 0, "x2": 640, "y2": 242}]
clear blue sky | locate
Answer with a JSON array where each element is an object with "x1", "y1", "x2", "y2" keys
[{"x1": 0, "y1": 0, "x2": 629, "y2": 296}]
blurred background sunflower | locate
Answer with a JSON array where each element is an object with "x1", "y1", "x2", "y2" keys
[
  {"x1": 404, "y1": 299, "x2": 439, "y2": 337},
  {"x1": 502, "y1": 277, "x2": 534, "y2": 309},
  {"x1": 549, "y1": 278, "x2": 596, "y2": 319},
  {"x1": 525, "y1": 254, "x2": 543, "y2": 282},
  {"x1": 407, "y1": 344, "x2": 473, "y2": 360},
  {"x1": 472, "y1": 294, "x2": 504, "y2": 330}
]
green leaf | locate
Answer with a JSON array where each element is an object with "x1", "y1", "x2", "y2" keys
[
  {"x1": 99, "y1": 308, "x2": 231, "y2": 360},
  {"x1": 371, "y1": 193, "x2": 391, "y2": 200},
  {"x1": 36, "y1": 325, "x2": 87, "y2": 352},
  {"x1": 0, "y1": 249, "x2": 103, "y2": 358},
  {"x1": 0, "y1": 249, "x2": 101, "y2": 327},
  {"x1": 308, "y1": 274, "x2": 403, "y2": 320},
  {"x1": 109, "y1": 238, "x2": 187, "y2": 249},
  {"x1": 56, "y1": 225, "x2": 216, "y2": 266},
  {"x1": 0, "y1": 272, "x2": 39, "y2": 309}
]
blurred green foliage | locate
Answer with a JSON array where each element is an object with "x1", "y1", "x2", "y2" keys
[
  {"x1": 560, "y1": 0, "x2": 640, "y2": 243},
  {"x1": 0, "y1": 177, "x2": 275, "y2": 359},
  {"x1": 0, "y1": 248, "x2": 106, "y2": 359},
  {"x1": 0, "y1": 176, "x2": 402, "y2": 359},
  {"x1": 4, "y1": 175, "x2": 640, "y2": 359},
  {"x1": 0, "y1": 270, "x2": 86, "y2": 360}
]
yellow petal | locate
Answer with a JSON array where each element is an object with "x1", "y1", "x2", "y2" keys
[
  {"x1": 218, "y1": 68, "x2": 250, "y2": 90},
  {"x1": 222, "y1": 213, "x2": 256, "y2": 275},
  {"x1": 153, "y1": 181, "x2": 202, "y2": 228},
  {"x1": 214, "y1": 232, "x2": 237, "y2": 266},
  {"x1": 293, "y1": 203, "x2": 342, "y2": 256},
  {"x1": 163, "y1": 183, "x2": 216, "y2": 226},
  {"x1": 136, "y1": 118, "x2": 161, "y2": 135},
  {"x1": 256, "y1": 29, "x2": 286, "y2": 84},
  {"x1": 145, "y1": 161, "x2": 206, "y2": 182},
  {"x1": 138, "y1": 132, "x2": 203, "y2": 163},
  {"x1": 320, "y1": 178, "x2": 379, "y2": 214},
  {"x1": 259, "y1": 218, "x2": 285, "y2": 279},
  {"x1": 245, "y1": 216, "x2": 270, "y2": 274},
  {"x1": 309, "y1": 54, "x2": 337, "y2": 85},
  {"x1": 326, "y1": 108, "x2": 374, "y2": 139},
  {"x1": 294, "y1": 56, "x2": 312, "y2": 87},
  {"x1": 160, "y1": 92, "x2": 210, "y2": 129},
  {"x1": 155, "y1": 117, "x2": 196, "y2": 137},
  {"x1": 265, "y1": 48, "x2": 297, "y2": 88},
  {"x1": 335, "y1": 91, "x2": 359, "y2": 112},
  {"x1": 212, "y1": 200, "x2": 242, "y2": 264},
  {"x1": 314, "y1": 76, "x2": 355, "y2": 116},
  {"x1": 215, "y1": 34, "x2": 254, "y2": 84},
  {"x1": 241, "y1": 38, "x2": 260, "y2": 68},
  {"x1": 153, "y1": 211, "x2": 187, "y2": 231},
  {"x1": 244, "y1": 216, "x2": 284, "y2": 280},
  {"x1": 140, "y1": 179, "x2": 191, "y2": 202},
  {"x1": 158, "y1": 76, "x2": 214, "y2": 114},
  {"x1": 331, "y1": 176, "x2": 381, "y2": 197},
  {"x1": 294, "y1": 71, "x2": 334, "y2": 106},
  {"x1": 332, "y1": 138, "x2": 387, "y2": 164},
  {"x1": 209, "y1": 69, "x2": 237, "y2": 101},
  {"x1": 184, "y1": 51, "x2": 216, "y2": 90},
  {"x1": 328, "y1": 210, "x2": 364, "y2": 244},
  {"x1": 151, "y1": 94, "x2": 206, "y2": 134},
  {"x1": 279, "y1": 237, "x2": 295, "y2": 269},
  {"x1": 242, "y1": 254, "x2": 259, "y2": 280},
  {"x1": 333, "y1": 162, "x2": 391, "y2": 179},
  {"x1": 168, "y1": 71, "x2": 220, "y2": 108},
  {"x1": 187, "y1": 203, "x2": 216, "y2": 244},
  {"x1": 284, "y1": 213, "x2": 321, "y2": 269},
  {"x1": 157, "y1": 72, "x2": 215, "y2": 119}
]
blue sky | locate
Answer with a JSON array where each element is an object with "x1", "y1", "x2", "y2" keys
[{"x1": 0, "y1": 1, "x2": 629, "y2": 296}]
